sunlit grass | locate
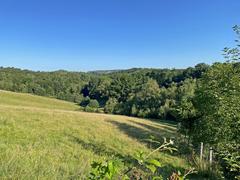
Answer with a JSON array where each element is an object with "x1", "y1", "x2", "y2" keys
[
  {"x1": 0, "y1": 90, "x2": 79, "y2": 110},
  {"x1": 0, "y1": 90, "x2": 188, "y2": 179}
]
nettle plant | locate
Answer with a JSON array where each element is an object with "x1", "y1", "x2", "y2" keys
[{"x1": 88, "y1": 137, "x2": 196, "y2": 180}]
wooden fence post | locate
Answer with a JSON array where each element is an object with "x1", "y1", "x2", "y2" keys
[
  {"x1": 200, "y1": 142, "x2": 203, "y2": 161},
  {"x1": 209, "y1": 147, "x2": 213, "y2": 165}
]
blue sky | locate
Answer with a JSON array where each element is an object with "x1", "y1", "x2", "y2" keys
[{"x1": 0, "y1": 0, "x2": 239, "y2": 71}]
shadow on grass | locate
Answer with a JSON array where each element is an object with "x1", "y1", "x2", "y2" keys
[
  {"x1": 131, "y1": 121, "x2": 176, "y2": 135},
  {"x1": 67, "y1": 134, "x2": 187, "y2": 179},
  {"x1": 143, "y1": 118, "x2": 178, "y2": 127},
  {"x1": 66, "y1": 128, "x2": 190, "y2": 179},
  {"x1": 67, "y1": 134, "x2": 136, "y2": 164},
  {"x1": 106, "y1": 120, "x2": 176, "y2": 149}
]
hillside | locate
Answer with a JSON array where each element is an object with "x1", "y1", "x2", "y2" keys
[
  {"x1": 0, "y1": 65, "x2": 208, "y2": 121},
  {"x1": 0, "y1": 90, "x2": 79, "y2": 110},
  {"x1": 0, "y1": 90, "x2": 188, "y2": 179}
]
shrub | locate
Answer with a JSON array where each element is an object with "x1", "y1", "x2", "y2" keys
[
  {"x1": 84, "y1": 106, "x2": 96, "y2": 112},
  {"x1": 80, "y1": 96, "x2": 90, "y2": 107},
  {"x1": 104, "y1": 98, "x2": 118, "y2": 113},
  {"x1": 88, "y1": 99, "x2": 99, "y2": 108}
]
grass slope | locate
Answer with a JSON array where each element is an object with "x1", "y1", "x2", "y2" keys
[{"x1": 0, "y1": 90, "x2": 188, "y2": 179}]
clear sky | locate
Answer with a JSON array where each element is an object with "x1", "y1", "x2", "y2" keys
[{"x1": 0, "y1": 0, "x2": 239, "y2": 71}]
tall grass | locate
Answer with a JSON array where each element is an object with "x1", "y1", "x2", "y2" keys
[
  {"x1": 0, "y1": 90, "x2": 189, "y2": 179},
  {"x1": 189, "y1": 154, "x2": 223, "y2": 179}
]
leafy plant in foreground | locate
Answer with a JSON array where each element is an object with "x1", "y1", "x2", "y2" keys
[{"x1": 88, "y1": 138, "x2": 196, "y2": 179}]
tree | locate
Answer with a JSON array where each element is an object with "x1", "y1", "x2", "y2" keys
[
  {"x1": 131, "y1": 79, "x2": 161, "y2": 118},
  {"x1": 175, "y1": 78, "x2": 197, "y2": 138},
  {"x1": 192, "y1": 26, "x2": 240, "y2": 179},
  {"x1": 104, "y1": 98, "x2": 118, "y2": 113}
]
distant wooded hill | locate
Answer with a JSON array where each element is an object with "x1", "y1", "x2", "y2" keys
[{"x1": 0, "y1": 63, "x2": 209, "y2": 120}]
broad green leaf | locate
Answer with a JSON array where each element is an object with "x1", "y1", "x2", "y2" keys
[
  {"x1": 147, "y1": 159, "x2": 162, "y2": 167},
  {"x1": 146, "y1": 164, "x2": 156, "y2": 173}
]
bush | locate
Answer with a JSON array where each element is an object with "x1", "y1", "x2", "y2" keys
[
  {"x1": 88, "y1": 99, "x2": 99, "y2": 108},
  {"x1": 96, "y1": 108, "x2": 104, "y2": 113},
  {"x1": 80, "y1": 96, "x2": 90, "y2": 107},
  {"x1": 84, "y1": 106, "x2": 97, "y2": 112},
  {"x1": 73, "y1": 94, "x2": 84, "y2": 104},
  {"x1": 104, "y1": 98, "x2": 118, "y2": 113}
]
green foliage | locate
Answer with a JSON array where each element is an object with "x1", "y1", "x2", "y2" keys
[
  {"x1": 88, "y1": 99, "x2": 100, "y2": 108},
  {"x1": 83, "y1": 99, "x2": 100, "y2": 112},
  {"x1": 217, "y1": 143, "x2": 240, "y2": 179},
  {"x1": 168, "y1": 168, "x2": 197, "y2": 180},
  {"x1": 88, "y1": 138, "x2": 195, "y2": 180},
  {"x1": 0, "y1": 68, "x2": 90, "y2": 102},
  {"x1": 84, "y1": 106, "x2": 97, "y2": 112},
  {"x1": 89, "y1": 159, "x2": 123, "y2": 180},
  {"x1": 171, "y1": 26, "x2": 240, "y2": 180},
  {"x1": 193, "y1": 62, "x2": 240, "y2": 145},
  {"x1": 175, "y1": 79, "x2": 197, "y2": 139},
  {"x1": 130, "y1": 79, "x2": 161, "y2": 118},
  {"x1": 0, "y1": 64, "x2": 208, "y2": 121},
  {"x1": 223, "y1": 25, "x2": 240, "y2": 62},
  {"x1": 190, "y1": 154, "x2": 223, "y2": 179},
  {"x1": 104, "y1": 98, "x2": 118, "y2": 113},
  {"x1": 191, "y1": 25, "x2": 240, "y2": 179},
  {"x1": 80, "y1": 96, "x2": 91, "y2": 106}
]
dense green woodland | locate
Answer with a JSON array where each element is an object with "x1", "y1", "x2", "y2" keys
[
  {"x1": 0, "y1": 63, "x2": 208, "y2": 120},
  {"x1": 0, "y1": 26, "x2": 240, "y2": 179}
]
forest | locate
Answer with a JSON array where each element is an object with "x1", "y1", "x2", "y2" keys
[{"x1": 0, "y1": 63, "x2": 208, "y2": 120}]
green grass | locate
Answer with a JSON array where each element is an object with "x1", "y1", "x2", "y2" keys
[
  {"x1": 0, "y1": 90, "x2": 189, "y2": 179},
  {"x1": 0, "y1": 90, "x2": 78, "y2": 110}
]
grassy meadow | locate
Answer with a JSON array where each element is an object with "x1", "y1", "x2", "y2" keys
[{"x1": 0, "y1": 90, "x2": 189, "y2": 179}]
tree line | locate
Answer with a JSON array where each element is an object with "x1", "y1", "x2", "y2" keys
[{"x1": 0, "y1": 63, "x2": 208, "y2": 121}]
